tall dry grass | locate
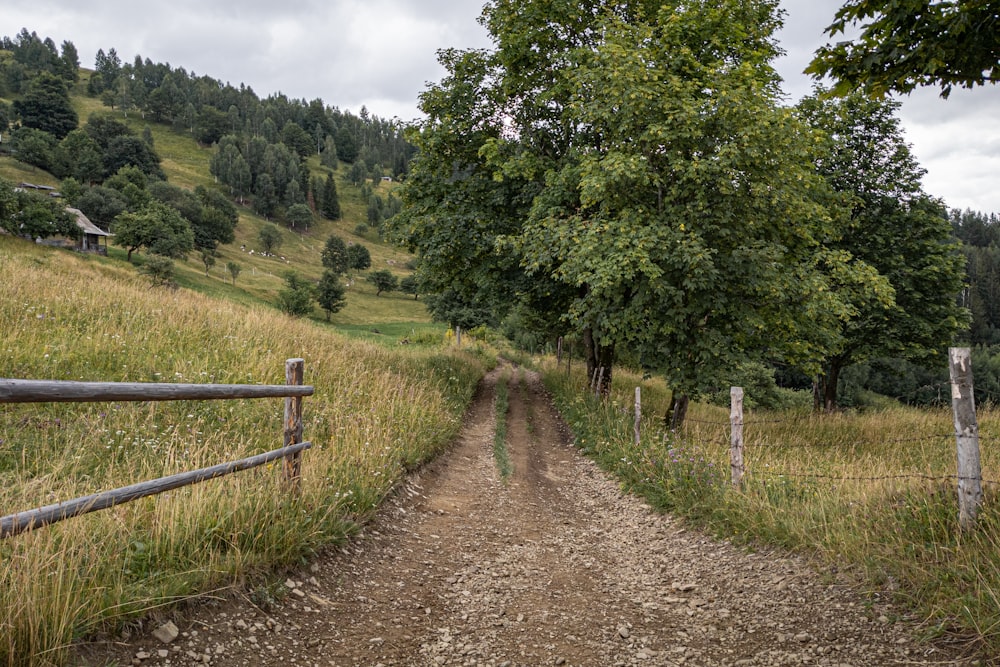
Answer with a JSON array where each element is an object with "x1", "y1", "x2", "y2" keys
[
  {"x1": 0, "y1": 237, "x2": 486, "y2": 666},
  {"x1": 542, "y1": 359, "x2": 1000, "y2": 656}
]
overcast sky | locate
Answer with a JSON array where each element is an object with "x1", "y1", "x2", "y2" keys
[{"x1": 4, "y1": 0, "x2": 998, "y2": 213}]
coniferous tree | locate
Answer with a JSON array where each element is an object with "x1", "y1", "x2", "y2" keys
[
  {"x1": 13, "y1": 72, "x2": 77, "y2": 139},
  {"x1": 321, "y1": 173, "x2": 341, "y2": 220}
]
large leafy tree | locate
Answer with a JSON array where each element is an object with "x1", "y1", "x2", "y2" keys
[
  {"x1": 397, "y1": 0, "x2": 864, "y2": 408},
  {"x1": 277, "y1": 271, "x2": 315, "y2": 317},
  {"x1": 390, "y1": 46, "x2": 540, "y2": 334},
  {"x1": 54, "y1": 130, "x2": 104, "y2": 184},
  {"x1": 808, "y1": 0, "x2": 1000, "y2": 97},
  {"x1": 12, "y1": 72, "x2": 78, "y2": 139},
  {"x1": 113, "y1": 200, "x2": 194, "y2": 261},
  {"x1": 347, "y1": 243, "x2": 371, "y2": 272},
  {"x1": 797, "y1": 90, "x2": 969, "y2": 410},
  {"x1": 367, "y1": 269, "x2": 398, "y2": 296},
  {"x1": 10, "y1": 127, "x2": 57, "y2": 171}
]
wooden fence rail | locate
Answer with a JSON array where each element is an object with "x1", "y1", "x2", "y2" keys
[
  {"x1": 0, "y1": 379, "x2": 312, "y2": 403},
  {"x1": 0, "y1": 442, "x2": 312, "y2": 538},
  {"x1": 0, "y1": 358, "x2": 314, "y2": 539}
]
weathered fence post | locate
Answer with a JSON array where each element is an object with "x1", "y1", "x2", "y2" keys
[
  {"x1": 557, "y1": 337, "x2": 563, "y2": 365},
  {"x1": 595, "y1": 366, "x2": 605, "y2": 399},
  {"x1": 949, "y1": 347, "x2": 983, "y2": 531},
  {"x1": 634, "y1": 386, "x2": 642, "y2": 445},
  {"x1": 730, "y1": 386, "x2": 745, "y2": 490},
  {"x1": 283, "y1": 358, "x2": 305, "y2": 489},
  {"x1": 455, "y1": 326, "x2": 462, "y2": 347}
]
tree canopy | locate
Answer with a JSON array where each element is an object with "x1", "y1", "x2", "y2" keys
[
  {"x1": 321, "y1": 235, "x2": 350, "y2": 274},
  {"x1": 12, "y1": 71, "x2": 78, "y2": 139},
  {"x1": 394, "y1": 0, "x2": 870, "y2": 401},
  {"x1": 807, "y1": 0, "x2": 1000, "y2": 97},
  {"x1": 796, "y1": 89, "x2": 969, "y2": 409}
]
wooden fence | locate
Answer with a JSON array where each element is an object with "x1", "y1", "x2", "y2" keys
[{"x1": 0, "y1": 358, "x2": 313, "y2": 539}]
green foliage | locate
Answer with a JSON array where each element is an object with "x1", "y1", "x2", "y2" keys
[
  {"x1": 10, "y1": 127, "x2": 57, "y2": 171},
  {"x1": 367, "y1": 269, "x2": 398, "y2": 296},
  {"x1": 347, "y1": 243, "x2": 371, "y2": 272},
  {"x1": 113, "y1": 200, "x2": 194, "y2": 261},
  {"x1": 316, "y1": 270, "x2": 347, "y2": 321},
  {"x1": 137, "y1": 254, "x2": 177, "y2": 288},
  {"x1": 321, "y1": 172, "x2": 341, "y2": 220},
  {"x1": 808, "y1": 0, "x2": 1000, "y2": 97},
  {"x1": 399, "y1": 275, "x2": 419, "y2": 300},
  {"x1": 199, "y1": 249, "x2": 215, "y2": 275},
  {"x1": 12, "y1": 71, "x2": 78, "y2": 139},
  {"x1": 797, "y1": 90, "x2": 969, "y2": 409},
  {"x1": 257, "y1": 223, "x2": 282, "y2": 255},
  {"x1": 226, "y1": 261, "x2": 241, "y2": 285},
  {"x1": 286, "y1": 202, "x2": 313, "y2": 230},
  {"x1": 71, "y1": 184, "x2": 126, "y2": 230},
  {"x1": 321, "y1": 234, "x2": 349, "y2": 274},
  {"x1": 276, "y1": 270, "x2": 315, "y2": 317},
  {"x1": 0, "y1": 181, "x2": 80, "y2": 240},
  {"x1": 421, "y1": 289, "x2": 496, "y2": 330},
  {"x1": 53, "y1": 129, "x2": 103, "y2": 183},
  {"x1": 705, "y1": 362, "x2": 812, "y2": 411}
]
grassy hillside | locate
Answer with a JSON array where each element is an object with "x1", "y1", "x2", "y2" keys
[
  {"x1": 4, "y1": 73, "x2": 432, "y2": 337},
  {"x1": 0, "y1": 235, "x2": 489, "y2": 665}
]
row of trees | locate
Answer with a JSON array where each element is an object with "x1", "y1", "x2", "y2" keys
[
  {"x1": 208, "y1": 133, "x2": 342, "y2": 228},
  {"x1": 84, "y1": 45, "x2": 414, "y2": 178},
  {"x1": 11, "y1": 112, "x2": 164, "y2": 184},
  {"x1": 390, "y1": 0, "x2": 970, "y2": 416},
  {"x1": 275, "y1": 234, "x2": 411, "y2": 320},
  {"x1": 0, "y1": 29, "x2": 79, "y2": 95}
]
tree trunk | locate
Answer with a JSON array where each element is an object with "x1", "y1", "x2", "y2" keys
[
  {"x1": 582, "y1": 327, "x2": 614, "y2": 397},
  {"x1": 813, "y1": 361, "x2": 843, "y2": 413},
  {"x1": 665, "y1": 392, "x2": 690, "y2": 430}
]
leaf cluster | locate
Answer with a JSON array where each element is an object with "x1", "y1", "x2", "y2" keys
[{"x1": 807, "y1": 0, "x2": 1000, "y2": 97}]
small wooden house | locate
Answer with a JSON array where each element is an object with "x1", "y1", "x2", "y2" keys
[{"x1": 67, "y1": 208, "x2": 112, "y2": 254}]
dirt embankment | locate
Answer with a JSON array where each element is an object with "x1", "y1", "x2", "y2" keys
[{"x1": 77, "y1": 366, "x2": 980, "y2": 667}]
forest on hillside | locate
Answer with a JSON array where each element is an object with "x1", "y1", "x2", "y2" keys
[{"x1": 0, "y1": 28, "x2": 410, "y2": 234}]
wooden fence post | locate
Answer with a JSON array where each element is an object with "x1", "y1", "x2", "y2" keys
[
  {"x1": 455, "y1": 326, "x2": 462, "y2": 347},
  {"x1": 949, "y1": 347, "x2": 983, "y2": 531},
  {"x1": 634, "y1": 386, "x2": 641, "y2": 445},
  {"x1": 557, "y1": 337, "x2": 563, "y2": 365},
  {"x1": 730, "y1": 386, "x2": 744, "y2": 490},
  {"x1": 284, "y1": 358, "x2": 305, "y2": 489},
  {"x1": 595, "y1": 366, "x2": 605, "y2": 399}
]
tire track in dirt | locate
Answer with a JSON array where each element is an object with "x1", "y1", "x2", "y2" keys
[{"x1": 76, "y1": 365, "x2": 981, "y2": 666}]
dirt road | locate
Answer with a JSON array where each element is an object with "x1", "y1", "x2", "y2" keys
[{"x1": 78, "y1": 367, "x2": 978, "y2": 666}]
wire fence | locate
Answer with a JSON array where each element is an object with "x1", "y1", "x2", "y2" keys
[{"x1": 613, "y1": 349, "x2": 993, "y2": 529}]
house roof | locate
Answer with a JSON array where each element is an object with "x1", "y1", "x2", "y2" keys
[{"x1": 67, "y1": 208, "x2": 112, "y2": 237}]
